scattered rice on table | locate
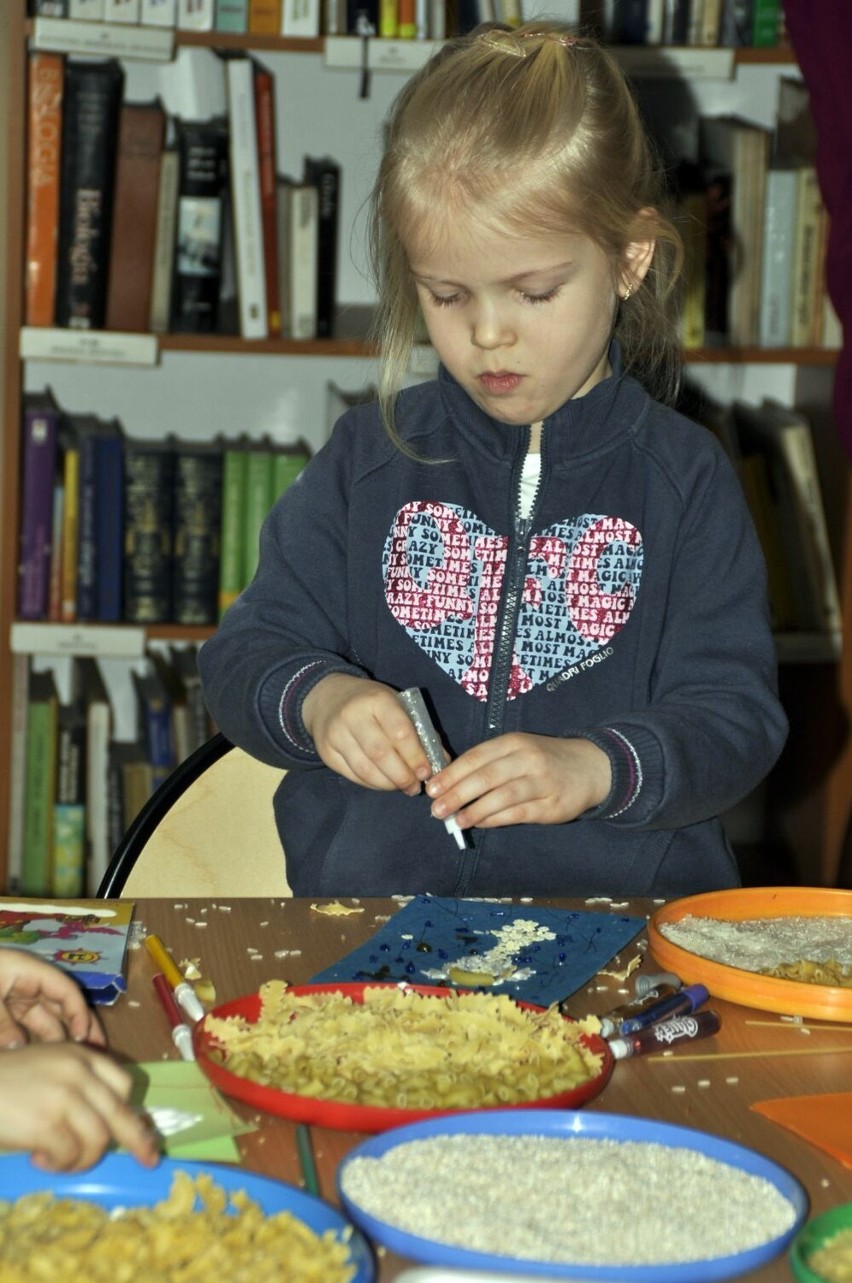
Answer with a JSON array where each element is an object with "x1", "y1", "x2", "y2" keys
[{"x1": 341, "y1": 1134, "x2": 798, "y2": 1266}]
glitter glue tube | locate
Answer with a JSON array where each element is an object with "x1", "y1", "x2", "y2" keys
[
  {"x1": 617, "y1": 983, "x2": 710, "y2": 1036},
  {"x1": 595, "y1": 984, "x2": 683, "y2": 1038},
  {"x1": 608, "y1": 1009, "x2": 721, "y2": 1060},
  {"x1": 398, "y1": 688, "x2": 467, "y2": 850}
]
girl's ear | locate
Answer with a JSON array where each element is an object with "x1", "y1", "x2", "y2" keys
[{"x1": 620, "y1": 236, "x2": 655, "y2": 299}]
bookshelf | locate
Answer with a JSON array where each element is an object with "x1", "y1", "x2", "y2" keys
[{"x1": 1, "y1": 8, "x2": 850, "y2": 892}]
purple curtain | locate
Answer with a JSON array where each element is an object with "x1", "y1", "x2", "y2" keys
[{"x1": 783, "y1": 0, "x2": 852, "y2": 460}]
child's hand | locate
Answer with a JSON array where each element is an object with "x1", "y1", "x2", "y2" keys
[
  {"x1": 0, "y1": 1043, "x2": 160, "y2": 1173},
  {"x1": 303, "y1": 673, "x2": 433, "y2": 793},
  {"x1": 0, "y1": 948, "x2": 106, "y2": 1049},
  {"x1": 426, "y1": 733, "x2": 612, "y2": 830}
]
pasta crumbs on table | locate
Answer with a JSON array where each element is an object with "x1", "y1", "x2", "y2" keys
[
  {"x1": 311, "y1": 901, "x2": 365, "y2": 916},
  {"x1": 341, "y1": 1135, "x2": 797, "y2": 1266},
  {"x1": 659, "y1": 915, "x2": 852, "y2": 985}
]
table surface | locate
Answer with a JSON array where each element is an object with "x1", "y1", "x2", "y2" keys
[{"x1": 101, "y1": 895, "x2": 852, "y2": 1282}]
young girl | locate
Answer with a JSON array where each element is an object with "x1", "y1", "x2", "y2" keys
[{"x1": 199, "y1": 22, "x2": 787, "y2": 899}]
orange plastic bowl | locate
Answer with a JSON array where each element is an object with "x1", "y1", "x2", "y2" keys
[
  {"x1": 193, "y1": 982, "x2": 613, "y2": 1132},
  {"x1": 648, "y1": 887, "x2": 852, "y2": 1021}
]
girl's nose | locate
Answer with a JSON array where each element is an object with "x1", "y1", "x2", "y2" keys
[{"x1": 470, "y1": 306, "x2": 515, "y2": 350}]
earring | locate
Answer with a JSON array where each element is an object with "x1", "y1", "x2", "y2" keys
[{"x1": 622, "y1": 284, "x2": 633, "y2": 301}]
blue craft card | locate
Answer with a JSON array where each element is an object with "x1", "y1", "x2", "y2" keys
[{"x1": 311, "y1": 896, "x2": 645, "y2": 1008}]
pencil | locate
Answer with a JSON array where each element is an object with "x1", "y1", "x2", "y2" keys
[{"x1": 296, "y1": 1123, "x2": 319, "y2": 1196}]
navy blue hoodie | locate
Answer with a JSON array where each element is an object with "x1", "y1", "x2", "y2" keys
[{"x1": 199, "y1": 362, "x2": 787, "y2": 898}]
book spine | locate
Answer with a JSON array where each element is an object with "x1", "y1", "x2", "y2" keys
[
  {"x1": 95, "y1": 428, "x2": 125, "y2": 622},
  {"x1": 778, "y1": 424, "x2": 843, "y2": 636},
  {"x1": 55, "y1": 59, "x2": 125, "y2": 331},
  {"x1": 75, "y1": 429, "x2": 99, "y2": 621},
  {"x1": 59, "y1": 441, "x2": 80, "y2": 622},
  {"x1": 249, "y1": 0, "x2": 282, "y2": 30},
  {"x1": 104, "y1": 0, "x2": 142, "y2": 18},
  {"x1": 288, "y1": 182, "x2": 319, "y2": 339},
  {"x1": 242, "y1": 444, "x2": 274, "y2": 587},
  {"x1": 790, "y1": 167, "x2": 823, "y2": 348},
  {"x1": 281, "y1": 0, "x2": 320, "y2": 31},
  {"x1": 22, "y1": 672, "x2": 58, "y2": 896},
  {"x1": 303, "y1": 156, "x2": 340, "y2": 338},
  {"x1": 30, "y1": 1, "x2": 69, "y2": 14},
  {"x1": 149, "y1": 147, "x2": 180, "y2": 333},
  {"x1": 323, "y1": 0, "x2": 347, "y2": 31},
  {"x1": 134, "y1": 670, "x2": 175, "y2": 789},
  {"x1": 18, "y1": 397, "x2": 60, "y2": 621},
  {"x1": 172, "y1": 445, "x2": 223, "y2": 625},
  {"x1": 253, "y1": 63, "x2": 281, "y2": 337},
  {"x1": 123, "y1": 441, "x2": 174, "y2": 623},
  {"x1": 171, "y1": 118, "x2": 229, "y2": 334},
  {"x1": 177, "y1": 0, "x2": 215, "y2": 25},
  {"x1": 46, "y1": 477, "x2": 65, "y2": 622},
  {"x1": 69, "y1": 0, "x2": 107, "y2": 16},
  {"x1": 53, "y1": 704, "x2": 86, "y2": 898},
  {"x1": 25, "y1": 52, "x2": 64, "y2": 328},
  {"x1": 272, "y1": 442, "x2": 310, "y2": 496},
  {"x1": 5, "y1": 655, "x2": 31, "y2": 894},
  {"x1": 104, "y1": 100, "x2": 168, "y2": 334},
  {"x1": 226, "y1": 57, "x2": 268, "y2": 339},
  {"x1": 215, "y1": 0, "x2": 249, "y2": 27},
  {"x1": 750, "y1": 0, "x2": 779, "y2": 45},
  {"x1": 217, "y1": 443, "x2": 248, "y2": 619},
  {"x1": 757, "y1": 167, "x2": 797, "y2": 348},
  {"x1": 141, "y1": 0, "x2": 178, "y2": 22}
]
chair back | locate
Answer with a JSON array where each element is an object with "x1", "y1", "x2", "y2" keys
[{"x1": 98, "y1": 734, "x2": 291, "y2": 897}]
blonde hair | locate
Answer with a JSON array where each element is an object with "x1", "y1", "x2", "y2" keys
[{"x1": 368, "y1": 22, "x2": 684, "y2": 447}]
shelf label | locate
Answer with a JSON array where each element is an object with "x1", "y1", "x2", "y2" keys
[
  {"x1": 32, "y1": 17, "x2": 174, "y2": 61},
  {"x1": 615, "y1": 46, "x2": 735, "y2": 80},
  {"x1": 325, "y1": 36, "x2": 439, "y2": 72},
  {"x1": 20, "y1": 328, "x2": 158, "y2": 367},
  {"x1": 11, "y1": 623, "x2": 147, "y2": 659}
]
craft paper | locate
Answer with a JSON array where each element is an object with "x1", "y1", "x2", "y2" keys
[
  {"x1": 130, "y1": 1061, "x2": 256, "y2": 1162},
  {"x1": 310, "y1": 895, "x2": 645, "y2": 1008},
  {"x1": 0, "y1": 899, "x2": 133, "y2": 1005},
  {"x1": 752, "y1": 1092, "x2": 852, "y2": 1170}
]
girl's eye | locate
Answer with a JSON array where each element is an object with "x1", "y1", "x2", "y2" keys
[
  {"x1": 520, "y1": 285, "x2": 562, "y2": 305},
  {"x1": 429, "y1": 291, "x2": 462, "y2": 308}
]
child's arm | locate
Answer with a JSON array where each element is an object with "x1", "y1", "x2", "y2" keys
[
  {"x1": 303, "y1": 673, "x2": 433, "y2": 793},
  {"x1": 0, "y1": 948, "x2": 105, "y2": 1048},
  {"x1": 0, "y1": 1043, "x2": 159, "y2": 1172},
  {"x1": 426, "y1": 733, "x2": 612, "y2": 831}
]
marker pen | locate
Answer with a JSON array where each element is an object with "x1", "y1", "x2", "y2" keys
[
  {"x1": 398, "y1": 687, "x2": 467, "y2": 850},
  {"x1": 617, "y1": 983, "x2": 709, "y2": 1036},
  {"x1": 145, "y1": 933, "x2": 205, "y2": 1024},
  {"x1": 609, "y1": 1009, "x2": 721, "y2": 1060},
  {"x1": 152, "y1": 973, "x2": 196, "y2": 1062},
  {"x1": 593, "y1": 983, "x2": 682, "y2": 1037}
]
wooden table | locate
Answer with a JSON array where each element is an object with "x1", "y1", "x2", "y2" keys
[{"x1": 102, "y1": 896, "x2": 852, "y2": 1281}]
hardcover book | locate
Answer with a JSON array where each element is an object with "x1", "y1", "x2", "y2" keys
[
  {"x1": 149, "y1": 147, "x2": 180, "y2": 334},
  {"x1": 217, "y1": 436, "x2": 249, "y2": 619},
  {"x1": 172, "y1": 439, "x2": 224, "y2": 625},
  {"x1": 278, "y1": 176, "x2": 319, "y2": 339},
  {"x1": 303, "y1": 155, "x2": 340, "y2": 338},
  {"x1": 225, "y1": 55, "x2": 268, "y2": 339},
  {"x1": 105, "y1": 99, "x2": 168, "y2": 334},
  {"x1": 21, "y1": 669, "x2": 59, "y2": 897},
  {"x1": 25, "y1": 52, "x2": 64, "y2": 328},
  {"x1": 141, "y1": 0, "x2": 178, "y2": 21},
  {"x1": 172, "y1": 116, "x2": 229, "y2": 334},
  {"x1": 0, "y1": 898, "x2": 133, "y2": 1006},
  {"x1": 123, "y1": 436, "x2": 175, "y2": 623},
  {"x1": 248, "y1": 0, "x2": 281, "y2": 30},
  {"x1": 71, "y1": 657, "x2": 114, "y2": 895},
  {"x1": 757, "y1": 165, "x2": 798, "y2": 348},
  {"x1": 177, "y1": 0, "x2": 215, "y2": 25},
  {"x1": 18, "y1": 390, "x2": 61, "y2": 621},
  {"x1": 215, "y1": 0, "x2": 249, "y2": 27},
  {"x1": 55, "y1": 59, "x2": 125, "y2": 330},
  {"x1": 72, "y1": 416, "x2": 124, "y2": 622},
  {"x1": 133, "y1": 662, "x2": 176, "y2": 791},
  {"x1": 53, "y1": 698, "x2": 87, "y2": 898},
  {"x1": 253, "y1": 59, "x2": 281, "y2": 337}
]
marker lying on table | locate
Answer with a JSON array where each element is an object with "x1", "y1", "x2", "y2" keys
[
  {"x1": 152, "y1": 973, "x2": 196, "y2": 1062},
  {"x1": 617, "y1": 983, "x2": 710, "y2": 1037},
  {"x1": 594, "y1": 982, "x2": 683, "y2": 1037},
  {"x1": 144, "y1": 933, "x2": 205, "y2": 1024},
  {"x1": 608, "y1": 1009, "x2": 721, "y2": 1060},
  {"x1": 398, "y1": 687, "x2": 467, "y2": 850}
]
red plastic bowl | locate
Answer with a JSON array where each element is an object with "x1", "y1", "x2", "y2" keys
[{"x1": 193, "y1": 981, "x2": 613, "y2": 1133}]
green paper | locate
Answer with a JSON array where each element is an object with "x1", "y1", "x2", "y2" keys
[{"x1": 129, "y1": 1061, "x2": 255, "y2": 1162}]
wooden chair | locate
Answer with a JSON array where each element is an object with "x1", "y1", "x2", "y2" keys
[{"x1": 97, "y1": 733, "x2": 291, "y2": 898}]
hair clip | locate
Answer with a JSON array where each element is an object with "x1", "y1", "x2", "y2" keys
[
  {"x1": 519, "y1": 30, "x2": 582, "y2": 47},
  {"x1": 477, "y1": 29, "x2": 527, "y2": 56}
]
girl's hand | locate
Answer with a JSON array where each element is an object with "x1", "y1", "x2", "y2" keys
[
  {"x1": 0, "y1": 1043, "x2": 160, "y2": 1173},
  {"x1": 303, "y1": 673, "x2": 433, "y2": 794},
  {"x1": 0, "y1": 948, "x2": 106, "y2": 1049},
  {"x1": 426, "y1": 733, "x2": 612, "y2": 830}
]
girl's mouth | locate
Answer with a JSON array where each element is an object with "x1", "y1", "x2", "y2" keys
[{"x1": 479, "y1": 371, "x2": 523, "y2": 394}]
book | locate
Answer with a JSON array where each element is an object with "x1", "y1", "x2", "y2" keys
[
  {"x1": 177, "y1": 0, "x2": 215, "y2": 25},
  {"x1": 303, "y1": 155, "x2": 340, "y2": 339},
  {"x1": 225, "y1": 55, "x2": 268, "y2": 340},
  {"x1": 55, "y1": 58, "x2": 125, "y2": 330},
  {"x1": 69, "y1": 657, "x2": 114, "y2": 896},
  {"x1": 106, "y1": 738, "x2": 152, "y2": 853},
  {"x1": 700, "y1": 115, "x2": 771, "y2": 346},
  {"x1": 141, "y1": 0, "x2": 178, "y2": 22},
  {"x1": 53, "y1": 697, "x2": 87, "y2": 898},
  {"x1": 757, "y1": 165, "x2": 798, "y2": 348},
  {"x1": 789, "y1": 165, "x2": 826, "y2": 348},
  {"x1": 30, "y1": 1, "x2": 68, "y2": 13},
  {"x1": 0, "y1": 899, "x2": 133, "y2": 1006},
  {"x1": 215, "y1": 0, "x2": 249, "y2": 28},
  {"x1": 323, "y1": 0, "x2": 347, "y2": 31},
  {"x1": 133, "y1": 662, "x2": 176, "y2": 791},
  {"x1": 281, "y1": 0, "x2": 320, "y2": 34},
  {"x1": 171, "y1": 116, "x2": 229, "y2": 334},
  {"x1": 104, "y1": 0, "x2": 141, "y2": 17},
  {"x1": 18, "y1": 389, "x2": 61, "y2": 621},
  {"x1": 243, "y1": 438, "x2": 275, "y2": 588},
  {"x1": 750, "y1": 0, "x2": 780, "y2": 45},
  {"x1": 21, "y1": 668, "x2": 59, "y2": 896},
  {"x1": 25, "y1": 52, "x2": 64, "y2": 329},
  {"x1": 58, "y1": 426, "x2": 80, "y2": 622},
  {"x1": 278, "y1": 177, "x2": 319, "y2": 339},
  {"x1": 149, "y1": 146, "x2": 180, "y2": 334},
  {"x1": 46, "y1": 471, "x2": 65, "y2": 623},
  {"x1": 123, "y1": 436, "x2": 175, "y2": 623},
  {"x1": 253, "y1": 59, "x2": 281, "y2": 338},
  {"x1": 688, "y1": 0, "x2": 722, "y2": 44},
  {"x1": 6, "y1": 656, "x2": 31, "y2": 894},
  {"x1": 248, "y1": 0, "x2": 281, "y2": 30},
  {"x1": 72, "y1": 416, "x2": 124, "y2": 622},
  {"x1": 217, "y1": 437, "x2": 249, "y2": 620},
  {"x1": 272, "y1": 439, "x2": 311, "y2": 497},
  {"x1": 172, "y1": 438, "x2": 223, "y2": 625},
  {"x1": 168, "y1": 643, "x2": 214, "y2": 753},
  {"x1": 104, "y1": 99, "x2": 168, "y2": 334}
]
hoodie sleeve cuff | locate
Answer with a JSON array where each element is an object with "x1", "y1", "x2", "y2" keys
[
  {"x1": 581, "y1": 726, "x2": 645, "y2": 819},
  {"x1": 260, "y1": 660, "x2": 365, "y2": 760}
]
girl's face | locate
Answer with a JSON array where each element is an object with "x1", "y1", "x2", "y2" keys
[{"x1": 406, "y1": 217, "x2": 628, "y2": 428}]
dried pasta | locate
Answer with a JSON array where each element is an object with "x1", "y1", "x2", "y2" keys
[
  {"x1": 202, "y1": 982, "x2": 603, "y2": 1109},
  {"x1": 0, "y1": 1171, "x2": 355, "y2": 1283}
]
